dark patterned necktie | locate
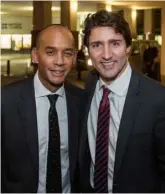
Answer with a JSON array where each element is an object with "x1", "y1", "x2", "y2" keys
[
  {"x1": 46, "y1": 94, "x2": 62, "y2": 193},
  {"x1": 94, "y1": 86, "x2": 110, "y2": 193}
]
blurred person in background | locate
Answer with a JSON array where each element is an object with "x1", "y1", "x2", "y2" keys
[
  {"x1": 76, "y1": 45, "x2": 87, "y2": 80},
  {"x1": 143, "y1": 42, "x2": 152, "y2": 75},
  {"x1": 150, "y1": 46, "x2": 160, "y2": 81}
]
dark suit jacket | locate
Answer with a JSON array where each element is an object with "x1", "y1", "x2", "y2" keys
[
  {"x1": 1, "y1": 77, "x2": 84, "y2": 193},
  {"x1": 79, "y1": 68, "x2": 165, "y2": 193}
]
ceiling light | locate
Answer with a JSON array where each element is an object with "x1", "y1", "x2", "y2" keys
[
  {"x1": 22, "y1": 6, "x2": 33, "y2": 11},
  {"x1": 51, "y1": 7, "x2": 60, "y2": 11},
  {"x1": 21, "y1": 6, "x2": 60, "y2": 11}
]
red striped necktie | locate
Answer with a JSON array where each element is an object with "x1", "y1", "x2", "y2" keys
[{"x1": 94, "y1": 86, "x2": 110, "y2": 193}]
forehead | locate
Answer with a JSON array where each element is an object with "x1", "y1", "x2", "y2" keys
[
  {"x1": 89, "y1": 26, "x2": 124, "y2": 42},
  {"x1": 39, "y1": 27, "x2": 74, "y2": 48}
]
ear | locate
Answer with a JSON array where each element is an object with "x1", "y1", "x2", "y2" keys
[
  {"x1": 31, "y1": 48, "x2": 39, "y2": 64},
  {"x1": 126, "y1": 46, "x2": 131, "y2": 55}
]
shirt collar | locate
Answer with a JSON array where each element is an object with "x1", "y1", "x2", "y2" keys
[
  {"x1": 99, "y1": 63, "x2": 132, "y2": 96},
  {"x1": 34, "y1": 71, "x2": 65, "y2": 98}
]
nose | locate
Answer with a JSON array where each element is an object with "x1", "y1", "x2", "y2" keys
[
  {"x1": 54, "y1": 52, "x2": 64, "y2": 66},
  {"x1": 102, "y1": 44, "x2": 113, "y2": 60}
]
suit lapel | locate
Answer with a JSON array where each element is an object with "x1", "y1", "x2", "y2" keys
[
  {"x1": 113, "y1": 70, "x2": 141, "y2": 179},
  {"x1": 65, "y1": 84, "x2": 79, "y2": 181},
  {"x1": 17, "y1": 78, "x2": 39, "y2": 174}
]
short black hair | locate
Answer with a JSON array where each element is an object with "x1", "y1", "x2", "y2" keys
[{"x1": 83, "y1": 10, "x2": 132, "y2": 47}]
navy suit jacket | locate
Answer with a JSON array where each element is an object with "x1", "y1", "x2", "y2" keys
[
  {"x1": 1, "y1": 77, "x2": 83, "y2": 193},
  {"x1": 79, "y1": 69, "x2": 165, "y2": 193}
]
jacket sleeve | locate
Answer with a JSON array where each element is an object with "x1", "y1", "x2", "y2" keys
[
  {"x1": 154, "y1": 101, "x2": 165, "y2": 192},
  {"x1": 1, "y1": 93, "x2": 7, "y2": 193}
]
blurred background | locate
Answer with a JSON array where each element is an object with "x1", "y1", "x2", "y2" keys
[{"x1": 1, "y1": 0, "x2": 165, "y2": 88}]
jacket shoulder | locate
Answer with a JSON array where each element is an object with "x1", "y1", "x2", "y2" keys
[
  {"x1": 2, "y1": 78, "x2": 33, "y2": 101},
  {"x1": 64, "y1": 81, "x2": 84, "y2": 96},
  {"x1": 135, "y1": 71, "x2": 165, "y2": 102},
  {"x1": 138, "y1": 73, "x2": 165, "y2": 92}
]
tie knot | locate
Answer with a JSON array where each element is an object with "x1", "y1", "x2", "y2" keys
[
  {"x1": 102, "y1": 86, "x2": 110, "y2": 98},
  {"x1": 47, "y1": 94, "x2": 58, "y2": 106}
]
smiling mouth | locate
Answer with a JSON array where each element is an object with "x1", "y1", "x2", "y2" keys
[
  {"x1": 50, "y1": 70, "x2": 66, "y2": 76},
  {"x1": 101, "y1": 61, "x2": 115, "y2": 65},
  {"x1": 101, "y1": 61, "x2": 116, "y2": 68}
]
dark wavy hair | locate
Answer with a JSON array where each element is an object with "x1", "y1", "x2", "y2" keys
[{"x1": 83, "y1": 10, "x2": 132, "y2": 48}]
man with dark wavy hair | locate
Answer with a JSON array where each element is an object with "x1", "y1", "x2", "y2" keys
[{"x1": 79, "y1": 10, "x2": 165, "y2": 193}]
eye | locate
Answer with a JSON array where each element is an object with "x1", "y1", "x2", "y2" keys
[
  {"x1": 64, "y1": 51, "x2": 74, "y2": 57},
  {"x1": 112, "y1": 41, "x2": 120, "y2": 46},
  {"x1": 92, "y1": 42, "x2": 100, "y2": 48},
  {"x1": 46, "y1": 50, "x2": 54, "y2": 56}
]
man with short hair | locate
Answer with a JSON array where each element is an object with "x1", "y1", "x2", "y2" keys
[
  {"x1": 79, "y1": 10, "x2": 165, "y2": 193},
  {"x1": 143, "y1": 41, "x2": 152, "y2": 75},
  {"x1": 2, "y1": 24, "x2": 83, "y2": 193}
]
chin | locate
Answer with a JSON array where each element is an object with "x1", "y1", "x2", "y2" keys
[
  {"x1": 53, "y1": 80, "x2": 64, "y2": 85},
  {"x1": 103, "y1": 71, "x2": 116, "y2": 78},
  {"x1": 50, "y1": 78, "x2": 63, "y2": 86},
  {"x1": 104, "y1": 72, "x2": 119, "y2": 81}
]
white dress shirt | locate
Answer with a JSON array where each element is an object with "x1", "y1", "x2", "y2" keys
[
  {"x1": 34, "y1": 71, "x2": 70, "y2": 193},
  {"x1": 88, "y1": 63, "x2": 132, "y2": 192}
]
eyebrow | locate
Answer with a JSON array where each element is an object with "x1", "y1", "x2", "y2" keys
[
  {"x1": 45, "y1": 46, "x2": 74, "y2": 51},
  {"x1": 109, "y1": 39, "x2": 122, "y2": 43},
  {"x1": 90, "y1": 40, "x2": 102, "y2": 45},
  {"x1": 90, "y1": 39, "x2": 122, "y2": 45}
]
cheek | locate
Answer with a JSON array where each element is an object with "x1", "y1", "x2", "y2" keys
[
  {"x1": 89, "y1": 52, "x2": 101, "y2": 62},
  {"x1": 38, "y1": 56, "x2": 52, "y2": 66},
  {"x1": 64, "y1": 60, "x2": 73, "y2": 69},
  {"x1": 119, "y1": 53, "x2": 128, "y2": 62},
  {"x1": 114, "y1": 49, "x2": 128, "y2": 59},
  {"x1": 38, "y1": 59, "x2": 52, "y2": 74}
]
